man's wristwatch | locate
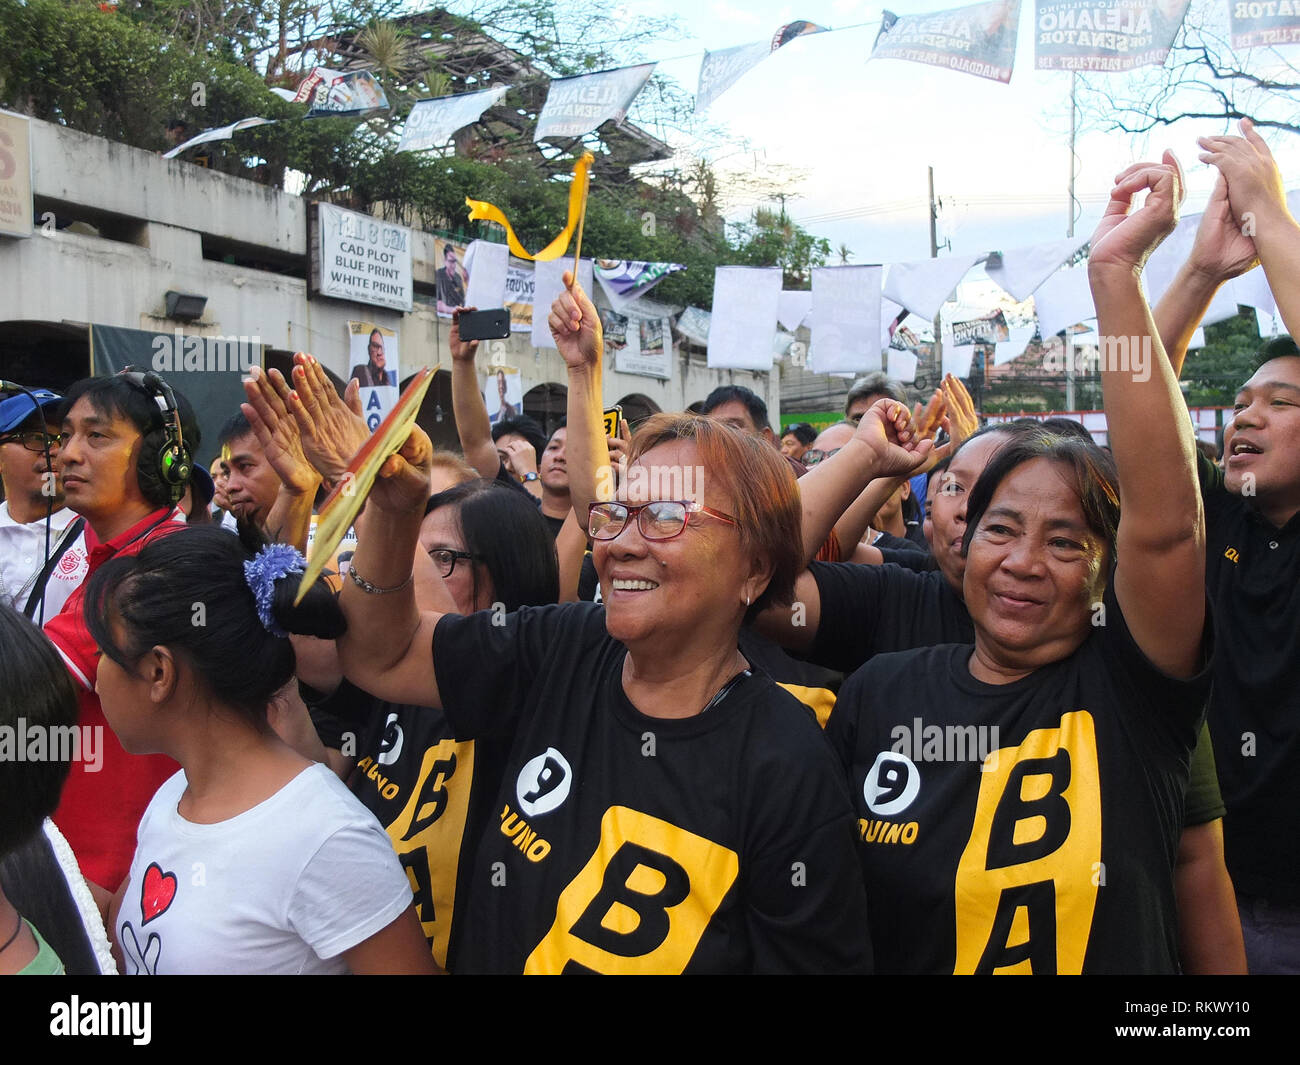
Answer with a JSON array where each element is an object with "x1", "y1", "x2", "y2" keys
[{"x1": 520, "y1": 472, "x2": 539, "y2": 483}]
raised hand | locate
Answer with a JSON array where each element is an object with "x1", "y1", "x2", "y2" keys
[
  {"x1": 1184, "y1": 174, "x2": 1260, "y2": 284},
  {"x1": 548, "y1": 272, "x2": 602, "y2": 372},
  {"x1": 241, "y1": 366, "x2": 320, "y2": 497},
  {"x1": 450, "y1": 307, "x2": 480, "y2": 363},
  {"x1": 852, "y1": 397, "x2": 935, "y2": 479},
  {"x1": 940, "y1": 372, "x2": 979, "y2": 448},
  {"x1": 499, "y1": 436, "x2": 538, "y2": 479},
  {"x1": 284, "y1": 352, "x2": 369, "y2": 485},
  {"x1": 1090, "y1": 151, "x2": 1182, "y2": 275},
  {"x1": 1198, "y1": 118, "x2": 1290, "y2": 232},
  {"x1": 370, "y1": 424, "x2": 434, "y2": 515}
]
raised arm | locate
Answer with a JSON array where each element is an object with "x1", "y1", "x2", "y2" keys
[
  {"x1": 1090, "y1": 151, "x2": 1205, "y2": 678},
  {"x1": 1152, "y1": 174, "x2": 1258, "y2": 377},
  {"x1": 241, "y1": 365, "x2": 321, "y2": 552},
  {"x1": 549, "y1": 275, "x2": 608, "y2": 517},
  {"x1": 336, "y1": 425, "x2": 445, "y2": 709},
  {"x1": 448, "y1": 308, "x2": 500, "y2": 480},
  {"x1": 1199, "y1": 118, "x2": 1300, "y2": 341}
]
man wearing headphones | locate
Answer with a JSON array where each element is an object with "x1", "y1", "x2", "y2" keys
[{"x1": 43, "y1": 371, "x2": 198, "y2": 900}]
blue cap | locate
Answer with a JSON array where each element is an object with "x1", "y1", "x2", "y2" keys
[{"x1": 0, "y1": 389, "x2": 63, "y2": 435}]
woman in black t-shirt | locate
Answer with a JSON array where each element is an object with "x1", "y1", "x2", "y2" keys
[{"x1": 827, "y1": 154, "x2": 1211, "y2": 973}]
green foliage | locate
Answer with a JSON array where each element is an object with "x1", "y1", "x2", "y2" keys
[{"x1": 1182, "y1": 307, "x2": 1265, "y2": 407}]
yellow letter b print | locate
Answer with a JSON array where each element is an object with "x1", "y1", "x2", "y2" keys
[
  {"x1": 524, "y1": 806, "x2": 739, "y2": 974},
  {"x1": 953, "y1": 711, "x2": 1101, "y2": 974}
]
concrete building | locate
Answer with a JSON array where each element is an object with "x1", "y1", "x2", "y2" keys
[{"x1": 0, "y1": 114, "x2": 777, "y2": 462}]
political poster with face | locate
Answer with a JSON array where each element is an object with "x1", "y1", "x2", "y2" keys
[
  {"x1": 434, "y1": 238, "x2": 470, "y2": 319},
  {"x1": 484, "y1": 366, "x2": 524, "y2": 427},
  {"x1": 348, "y1": 321, "x2": 400, "y2": 430}
]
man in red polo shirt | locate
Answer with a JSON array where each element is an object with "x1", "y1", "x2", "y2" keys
[{"x1": 44, "y1": 373, "x2": 200, "y2": 897}]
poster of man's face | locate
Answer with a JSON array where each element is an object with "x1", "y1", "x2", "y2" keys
[
  {"x1": 347, "y1": 321, "x2": 399, "y2": 430},
  {"x1": 483, "y1": 366, "x2": 523, "y2": 426},
  {"x1": 435, "y1": 238, "x2": 469, "y2": 318}
]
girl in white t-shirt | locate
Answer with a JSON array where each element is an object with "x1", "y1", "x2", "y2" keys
[{"x1": 85, "y1": 524, "x2": 435, "y2": 975}]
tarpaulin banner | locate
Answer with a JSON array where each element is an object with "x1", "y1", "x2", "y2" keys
[
  {"x1": 810, "y1": 265, "x2": 883, "y2": 374},
  {"x1": 593, "y1": 259, "x2": 686, "y2": 309},
  {"x1": 873, "y1": 1, "x2": 1022, "y2": 84},
  {"x1": 534, "y1": 63, "x2": 656, "y2": 142},
  {"x1": 951, "y1": 308, "x2": 1010, "y2": 345},
  {"x1": 1033, "y1": 0, "x2": 1190, "y2": 72},
  {"x1": 301, "y1": 69, "x2": 389, "y2": 118},
  {"x1": 1229, "y1": 0, "x2": 1300, "y2": 48},
  {"x1": 398, "y1": 86, "x2": 510, "y2": 152},
  {"x1": 696, "y1": 21, "x2": 827, "y2": 111}
]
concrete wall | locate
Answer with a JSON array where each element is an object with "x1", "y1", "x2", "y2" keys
[{"x1": 1, "y1": 117, "x2": 778, "y2": 418}]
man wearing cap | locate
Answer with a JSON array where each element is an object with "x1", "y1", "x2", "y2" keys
[{"x1": 0, "y1": 389, "x2": 88, "y2": 623}]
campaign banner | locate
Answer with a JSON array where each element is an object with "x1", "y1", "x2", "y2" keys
[
  {"x1": 696, "y1": 22, "x2": 828, "y2": 111},
  {"x1": 463, "y1": 239, "x2": 510, "y2": 310},
  {"x1": 1034, "y1": 0, "x2": 1190, "y2": 72},
  {"x1": 534, "y1": 63, "x2": 656, "y2": 142},
  {"x1": 347, "y1": 321, "x2": 400, "y2": 431},
  {"x1": 484, "y1": 366, "x2": 524, "y2": 426},
  {"x1": 312, "y1": 202, "x2": 413, "y2": 312},
  {"x1": 707, "y1": 267, "x2": 782, "y2": 371},
  {"x1": 434, "y1": 238, "x2": 469, "y2": 318},
  {"x1": 0, "y1": 109, "x2": 33, "y2": 238},
  {"x1": 162, "y1": 116, "x2": 275, "y2": 160},
  {"x1": 810, "y1": 266, "x2": 883, "y2": 374},
  {"x1": 301, "y1": 68, "x2": 390, "y2": 118},
  {"x1": 951, "y1": 308, "x2": 1010, "y2": 345},
  {"x1": 504, "y1": 258, "x2": 535, "y2": 331},
  {"x1": 398, "y1": 87, "x2": 509, "y2": 153},
  {"x1": 1230, "y1": 0, "x2": 1300, "y2": 48},
  {"x1": 873, "y1": 1, "x2": 1022, "y2": 84},
  {"x1": 632, "y1": 317, "x2": 675, "y2": 380},
  {"x1": 532, "y1": 258, "x2": 594, "y2": 349},
  {"x1": 593, "y1": 259, "x2": 686, "y2": 309}
]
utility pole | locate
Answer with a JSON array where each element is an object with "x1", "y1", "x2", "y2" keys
[
  {"x1": 929, "y1": 165, "x2": 942, "y2": 391},
  {"x1": 1065, "y1": 73, "x2": 1078, "y2": 412}
]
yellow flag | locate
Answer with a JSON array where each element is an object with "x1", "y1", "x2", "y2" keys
[{"x1": 465, "y1": 152, "x2": 595, "y2": 261}]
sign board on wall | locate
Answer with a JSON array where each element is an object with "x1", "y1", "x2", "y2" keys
[
  {"x1": 310, "y1": 202, "x2": 413, "y2": 312},
  {"x1": 0, "y1": 110, "x2": 33, "y2": 239}
]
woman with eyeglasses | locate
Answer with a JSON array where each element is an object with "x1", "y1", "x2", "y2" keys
[{"x1": 332, "y1": 280, "x2": 933, "y2": 973}]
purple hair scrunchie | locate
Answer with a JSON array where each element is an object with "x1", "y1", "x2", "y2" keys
[{"x1": 243, "y1": 542, "x2": 307, "y2": 638}]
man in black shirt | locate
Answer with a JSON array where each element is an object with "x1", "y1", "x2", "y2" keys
[{"x1": 1155, "y1": 120, "x2": 1300, "y2": 970}]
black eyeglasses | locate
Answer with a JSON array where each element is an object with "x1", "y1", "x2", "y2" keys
[
  {"x1": 428, "y1": 548, "x2": 480, "y2": 577},
  {"x1": 801, "y1": 447, "x2": 842, "y2": 467},
  {"x1": 588, "y1": 500, "x2": 738, "y2": 542},
  {"x1": 0, "y1": 431, "x2": 61, "y2": 453}
]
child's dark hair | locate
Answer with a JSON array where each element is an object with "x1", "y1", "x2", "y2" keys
[
  {"x1": 0, "y1": 603, "x2": 79, "y2": 856},
  {"x1": 83, "y1": 525, "x2": 345, "y2": 727}
]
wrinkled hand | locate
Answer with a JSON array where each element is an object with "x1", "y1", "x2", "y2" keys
[
  {"x1": 548, "y1": 273, "x2": 602, "y2": 371},
  {"x1": 283, "y1": 352, "x2": 369, "y2": 485},
  {"x1": 1090, "y1": 150, "x2": 1182, "y2": 274},
  {"x1": 1184, "y1": 174, "x2": 1259, "y2": 283},
  {"x1": 241, "y1": 366, "x2": 321, "y2": 496},
  {"x1": 500, "y1": 437, "x2": 538, "y2": 478},
  {"x1": 450, "y1": 307, "x2": 480, "y2": 363},
  {"x1": 852, "y1": 397, "x2": 935, "y2": 479},
  {"x1": 369, "y1": 424, "x2": 434, "y2": 515},
  {"x1": 940, "y1": 372, "x2": 979, "y2": 448},
  {"x1": 1198, "y1": 118, "x2": 1289, "y2": 231}
]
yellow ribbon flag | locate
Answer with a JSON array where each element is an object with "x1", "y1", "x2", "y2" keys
[{"x1": 465, "y1": 152, "x2": 594, "y2": 261}]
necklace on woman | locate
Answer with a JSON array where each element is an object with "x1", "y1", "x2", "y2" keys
[{"x1": 0, "y1": 910, "x2": 23, "y2": 955}]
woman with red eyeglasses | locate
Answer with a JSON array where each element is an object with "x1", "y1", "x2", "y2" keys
[{"x1": 333, "y1": 280, "x2": 929, "y2": 973}]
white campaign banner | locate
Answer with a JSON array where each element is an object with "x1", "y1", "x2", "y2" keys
[
  {"x1": 464, "y1": 240, "x2": 510, "y2": 310},
  {"x1": 810, "y1": 266, "x2": 883, "y2": 374},
  {"x1": 707, "y1": 267, "x2": 782, "y2": 371},
  {"x1": 531, "y1": 258, "x2": 595, "y2": 349},
  {"x1": 534, "y1": 64, "x2": 656, "y2": 142},
  {"x1": 398, "y1": 87, "x2": 510, "y2": 153},
  {"x1": 696, "y1": 41, "x2": 771, "y2": 112}
]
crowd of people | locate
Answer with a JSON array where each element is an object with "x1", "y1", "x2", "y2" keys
[{"x1": 1, "y1": 121, "x2": 1298, "y2": 974}]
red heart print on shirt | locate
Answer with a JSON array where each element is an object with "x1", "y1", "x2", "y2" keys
[{"x1": 140, "y1": 862, "x2": 177, "y2": 924}]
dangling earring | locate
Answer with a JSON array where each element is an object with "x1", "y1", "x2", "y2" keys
[{"x1": 745, "y1": 593, "x2": 751, "y2": 607}]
